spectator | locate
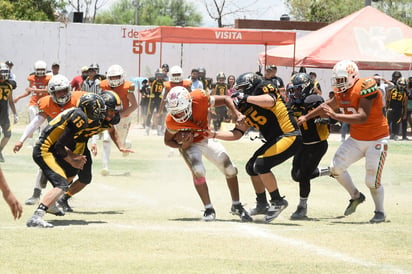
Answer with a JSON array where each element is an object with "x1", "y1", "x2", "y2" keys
[
  {"x1": 71, "y1": 66, "x2": 88, "y2": 91},
  {"x1": 309, "y1": 72, "x2": 322, "y2": 95}
]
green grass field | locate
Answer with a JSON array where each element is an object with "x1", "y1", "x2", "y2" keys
[{"x1": 0, "y1": 122, "x2": 411, "y2": 274}]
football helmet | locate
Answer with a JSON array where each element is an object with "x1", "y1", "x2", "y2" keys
[
  {"x1": 48, "y1": 75, "x2": 71, "y2": 106},
  {"x1": 155, "y1": 68, "x2": 165, "y2": 80},
  {"x1": 332, "y1": 60, "x2": 359, "y2": 93},
  {"x1": 107, "y1": 64, "x2": 125, "y2": 88},
  {"x1": 170, "y1": 65, "x2": 183, "y2": 83},
  {"x1": 161, "y1": 64, "x2": 169, "y2": 73},
  {"x1": 397, "y1": 77, "x2": 407, "y2": 90},
  {"x1": 234, "y1": 72, "x2": 261, "y2": 95},
  {"x1": 291, "y1": 73, "x2": 313, "y2": 102},
  {"x1": 216, "y1": 72, "x2": 226, "y2": 82},
  {"x1": 392, "y1": 71, "x2": 402, "y2": 79},
  {"x1": 100, "y1": 90, "x2": 122, "y2": 112},
  {"x1": 166, "y1": 86, "x2": 192, "y2": 123},
  {"x1": 198, "y1": 67, "x2": 206, "y2": 79},
  {"x1": 34, "y1": 60, "x2": 47, "y2": 77},
  {"x1": 88, "y1": 63, "x2": 100, "y2": 73},
  {"x1": 78, "y1": 93, "x2": 106, "y2": 121},
  {"x1": 0, "y1": 63, "x2": 10, "y2": 81}
]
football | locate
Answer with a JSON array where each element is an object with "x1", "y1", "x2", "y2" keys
[{"x1": 174, "y1": 131, "x2": 194, "y2": 144}]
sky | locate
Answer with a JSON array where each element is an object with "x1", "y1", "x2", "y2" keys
[{"x1": 100, "y1": 0, "x2": 289, "y2": 28}]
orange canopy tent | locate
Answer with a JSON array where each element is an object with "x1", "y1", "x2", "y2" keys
[
  {"x1": 259, "y1": 6, "x2": 412, "y2": 70},
  {"x1": 138, "y1": 26, "x2": 296, "y2": 69}
]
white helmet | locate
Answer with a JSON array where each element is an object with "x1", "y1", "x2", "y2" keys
[
  {"x1": 48, "y1": 75, "x2": 71, "y2": 106},
  {"x1": 331, "y1": 60, "x2": 359, "y2": 93},
  {"x1": 107, "y1": 64, "x2": 125, "y2": 87},
  {"x1": 0, "y1": 63, "x2": 10, "y2": 81},
  {"x1": 166, "y1": 86, "x2": 192, "y2": 123},
  {"x1": 170, "y1": 65, "x2": 183, "y2": 83},
  {"x1": 34, "y1": 60, "x2": 47, "y2": 77}
]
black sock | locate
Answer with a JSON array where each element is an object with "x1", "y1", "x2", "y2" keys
[
  {"x1": 269, "y1": 189, "x2": 282, "y2": 201},
  {"x1": 38, "y1": 203, "x2": 48, "y2": 211},
  {"x1": 256, "y1": 192, "x2": 267, "y2": 204}
]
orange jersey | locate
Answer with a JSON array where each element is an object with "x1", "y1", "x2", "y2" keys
[
  {"x1": 164, "y1": 80, "x2": 192, "y2": 93},
  {"x1": 165, "y1": 89, "x2": 209, "y2": 143},
  {"x1": 335, "y1": 77, "x2": 389, "y2": 141},
  {"x1": 100, "y1": 80, "x2": 135, "y2": 116},
  {"x1": 27, "y1": 74, "x2": 52, "y2": 106},
  {"x1": 37, "y1": 91, "x2": 86, "y2": 119}
]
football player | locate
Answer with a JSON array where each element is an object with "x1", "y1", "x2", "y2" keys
[
  {"x1": 99, "y1": 64, "x2": 138, "y2": 175},
  {"x1": 204, "y1": 72, "x2": 302, "y2": 223},
  {"x1": 298, "y1": 60, "x2": 389, "y2": 223},
  {"x1": 26, "y1": 93, "x2": 106, "y2": 228},
  {"x1": 164, "y1": 86, "x2": 251, "y2": 222},
  {"x1": 0, "y1": 62, "x2": 18, "y2": 162},
  {"x1": 13, "y1": 75, "x2": 85, "y2": 210},
  {"x1": 287, "y1": 73, "x2": 330, "y2": 220},
  {"x1": 14, "y1": 60, "x2": 52, "y2": 147}
]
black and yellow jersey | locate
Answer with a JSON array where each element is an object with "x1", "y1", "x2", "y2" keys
[
  {"x1": 213, "y1": 83, "x2": 228, "y2": 96},
  {"x1": 242, "y1": 80, "x2": 299, "y2": 141},
  {"x1": 388, "y1": 86, "x2": 407, "y2": 111},
  {"x1": 37, "y1": 107, "x2": 89, "y2": 157},
  {"x1": 0, "y1": 80, "x2": 14, "y2": 119},
  {"x1": 288, "y1": 94, "x2": 329, "y2": 144},
  {"x1": 150, "y1": 79, "x2": 164, "y2": 99}
]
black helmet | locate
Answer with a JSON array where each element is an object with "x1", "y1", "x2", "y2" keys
[
  {"x1": 234, "y1": 72, "x2": 261, "y2": 95},
  {"x1": 78, "y1": 93, "x2": 106, "y2": 121},
  {"x1": 392, "y1": 71, "x2": 402, "y2": 79},
  {"x1": 291, "y1": 73, "x2": 313, "y2": 100},
  {"x1": 101, "y1": 90, "x2": 122, "y2": 111},
  {"x1": 161, "y1": 64, "x2": 169, "y2": 72}
]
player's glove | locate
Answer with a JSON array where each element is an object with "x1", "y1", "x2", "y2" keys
[
  {"x1": 231, "y1": 92, "x2": 249, "y2": 108},
  {"x1": 13, "y1": 114, "x2": 19, "y2": 124}
]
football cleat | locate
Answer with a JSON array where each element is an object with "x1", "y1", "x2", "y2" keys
[
  {"x1": 370, "y1": 211, "x2": 386, "y2": 223},
  {"x1": 57, "y1": 196, "x2": 73, "y2": 212},
  {"x1": 231, "y1": 203, "x2": 253, "y2": 222},
  {"x1": 344, "y1": 192, "x2": 365, "y2": 216},
  {"x1": 290, "y1": 206, "x2": 308, "y2": 220},
  {"x1": 264, "y1": 198, "x2": 288, "y2": 223},
  {"x1": 26, "y1": 214, "x2": 53, "y2": 228},
  {"x1": 249, "y1": 202, "x2": 269, "y2": 216},
  {"x1": 202, "y1": 208, "x2": 216, "y2": 222}
]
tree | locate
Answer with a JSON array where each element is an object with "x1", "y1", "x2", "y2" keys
[
  {"x1": 95, "y1": 0, "x2": 202, "y2": 26},
  {"x1": 66, "y1": 0, "x2": 111, "y2": 23},
  {"x1": 0, "y1": 0, "x2": 65, "y2": 21},
  {"x1": 203, "y1": 0, "x2": 259, "y2": 28},
  {"x1": 284, "y1": 0, "x2": 412, "y2": 27}
]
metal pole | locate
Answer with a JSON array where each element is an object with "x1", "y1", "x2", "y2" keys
[{"x1": 133, "y1": 0, "x2": 140, "y2": 25}]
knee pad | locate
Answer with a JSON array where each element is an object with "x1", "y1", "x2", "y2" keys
[
  {"x1": 291, "y1": 168, "x2": 301, "y2": 182},
  {"x1": 224, "y1": 165, "x2": 238, "y2": 179},
  {"x1": 330, "y1": 165, "x2": 345, "y2": 178},
  {"x1": 192, "y1": 163, "x2": 206, "y2": 179},
  {"x1": 245, "y1": 158, "x2": 258, "y2": 176}
]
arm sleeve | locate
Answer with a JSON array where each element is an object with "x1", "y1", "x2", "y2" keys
[{"x1": 19, "y1": 115, "x2": 47, "y2": 143}]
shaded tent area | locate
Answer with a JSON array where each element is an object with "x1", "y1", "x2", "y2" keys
[
  {"x1": 137, "y1": 26, "x2": 296, "y2": 71},
  {"x1": 259, "y1": 6, "x2": 412, "y2": 71}
]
